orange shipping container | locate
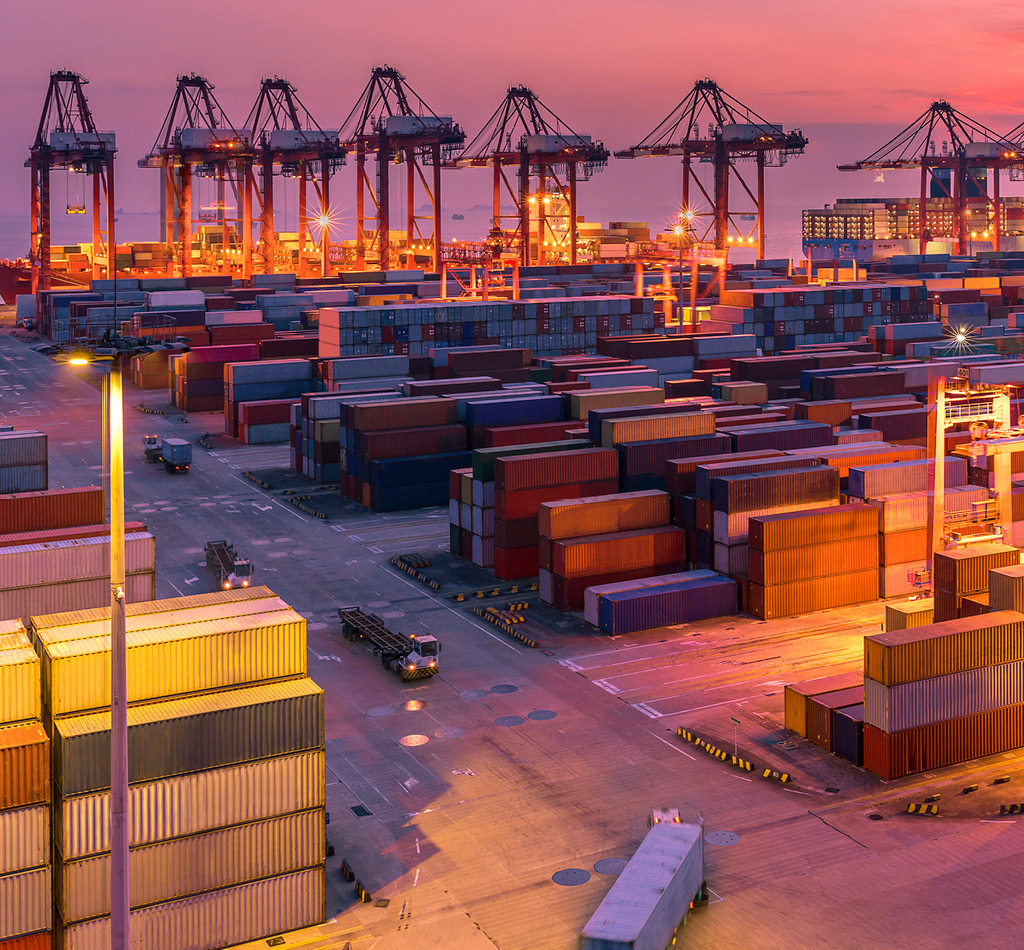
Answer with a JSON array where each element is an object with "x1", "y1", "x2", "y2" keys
[
  {"x1": 600, "y1": 411, "x2": 715, "y2": 447},
  {"x1": 784, "y1": 671, "x2": 864, "y2": 738},
  {"x1": 568, "y1": 387, "x2": 665, "y2": 420},
  {"x1": 748, "y1": 568, "x2": 878, "y2": 621},
  {"x1": 933, "y1": 543, "x2": 1019, "y2": 596},
  {"x1": 552, "y1": 527, "x2": 685, "y2": 578},
  {"x1": 538, "y1": 491, "x2": 670, "y2": 540},
  {"x1": 989, "y1": 564, "x2": 1024, "y2": 613},
  {"x1": 0, "y1": 487, "x2": 104, "y2": 535},
  {"x1": 0, "y1": 722, "x2": 49, "y2": 809},
  {"x1": 879, "y1": 528, "x2": 928, "y2": 566},
  {"x1": 748, "y1": 535, "x2": 877, "y2": 586},
  {"x1": 748, "y1": 503, "x2": 878, "y2": 552},
  {"x1": 0, "y1": 931, "x2": 51, "y2": 950}
]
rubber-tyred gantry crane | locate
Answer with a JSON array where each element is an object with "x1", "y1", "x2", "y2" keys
[
  {"x1": 616, "y1": 79, "x2": 807, "y2": 258},
  {"x1": 450, "y1": 86, "x2": 609, "y2": 266},
  {"x1": 140, "y1": 75, "x2": 253, "y2": 277},
  {"x1": 338, "y1": 66, "x2": 464, "y2": 271},
  {"x1": 27, "y1": 71, "x2": 116, "y2": 292},
  {"x1": 245, "y1": 78, "x2": 345, "y2": 278},
  {"x1": 838, "y1": 101, "x2": 1021, "y2": 255}
]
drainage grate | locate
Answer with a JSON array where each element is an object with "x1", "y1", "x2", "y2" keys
[
  {"x1": 375, "y1": 899, "x2": 390, "y2": 908},
  {"x1": 495, "y1": 715, "x2": 525, "y2": 727},
  {"x1": 527, "y1": 710, "x2": 557, "y2": 721},
  {"x1": 490, "y1": 684, "x2": 519, "y2": 694},
  {"x1": 350, "y1": 804, "x2": 372, "y2": 817},
  {"x1": 704, "y1": 830, "x2": 740, "y2": 846},
  {"x1": 594, "y1": 858, "x2": 629, "y2": 875},
  {"x1": 552, "y1": 868, "x2": 591, "y2": 886}
]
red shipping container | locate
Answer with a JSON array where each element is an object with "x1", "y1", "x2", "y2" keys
[
  {"x1": 186, "y1": 343, "x2": 260, "y2": 364},
  {"x1": 549, "y1": 561, "x2": 686, "y2": 611},
  {"x1": 495, "y1": 448, "x2": 618, "y2": 493},
  {"x1": 494, "y1": 545, "x2": 539, "y2": 580},
  {"x1": 237, "y1": 399, "x2": 298, "y2": 427},
  {"x1": 0, "y1": 487, "x2": 104, "y2": 534},
  {"x1": 0, "y1": 931, "x2": 51, "y2": 950},
  {"x1": 495, "y1": 479, "x2": 618, "y2": 521},
  {"x1": 260, "y1": 336, "x2": 319, "y2": 359},
  {"x1": 0, "y1": 521, "x2": 145, "y2": 549},
  {"x1": 351, "y1": 398, "x2": 457, "y2": 431},
  {"x1": 208, "y1": 323, "x2": 275, "y2": 343},
  {"x1": 553, "y1": 526, "x2": 686, "y2": 578},
  {"x1": 358, "y1": 425, "x2": 466, "y2": 460},
  {"x1": 483, "y1": 421, "x2": 579, "y2": 448}
]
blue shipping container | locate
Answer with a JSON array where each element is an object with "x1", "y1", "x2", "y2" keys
[
  {"x1": 370, "y1": 451, "x2": 472, "y2": 489},
  {"x1": 464, "y1": 395, "x2": 564, "y2": 430},
  {"x1": 597, "y1": 576, "x2": 737, "y2": 634}
]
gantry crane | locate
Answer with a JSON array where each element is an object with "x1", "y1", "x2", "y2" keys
[
  {"x1": 27, "y1": 71, "x2": 116, "y2": 292},
  {"x1": 244, "y1": 78, "x2": 345, "y2": 278},
  {"x1": 838, "y1": 101, "x2": 1021, "y2": 255},
  {"x1": 450, "y1": 86, "x2": 609, "y2": 266},
  {"x1": 338, "y1": 66, "x2": 464, "y2": 271},
  {"x1": 140, "y1": 75, "x2": 253, "y2": 278},
  {"x1": 616, "y1": 79, "x2": 807, "y2": 258}
]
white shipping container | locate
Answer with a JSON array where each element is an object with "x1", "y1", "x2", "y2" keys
[
  {"x1": 58, "y1": 750, "x2": 325, "y2": 859},
  {"x1": 472, "y1": 480, "x2": 495, "y2": 508},
  {"x1": 57, "y1": 808, "x2": 325, "y2": 923},
  {"x1": 0, "y1": 805, "x2": 49, "y2": 875},
  {"x1": 0, "y1": 647, "x2": 40, "y2": 726},
  {"x1": 868, "y1": 487, "x2": 988, "y2": 532},
  {"x1": 226, "y1": 359, "x2": 313, "y2": 386},
  {"x1": 0, "y1": 533, "x2": 155, "y2": 590},
  {"x1": 57, "y1": 866, "x2": 325, "y2": 950},
  {"x1": 0, "y1": 430, "x2": 47, "y2": 466},
  {"x1": 44, "y1": 609, "x2": 307, "y2": 718},
  {"x1": 0, "y1": 571, "x2": 155, "y2": 624},
  {"x1": 0, "y1": 865, "x2": 51, "y2": 940}
]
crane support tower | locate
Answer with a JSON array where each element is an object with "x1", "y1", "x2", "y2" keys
[
  {"x1": 838, "y1": 101, "x2": 1022, "y2": 256},
  {"x1": 140, "y1": 75, "x2": 253, "y2": 278},
  {"x1": 450, "y1": 86, "x2": 610, "y2": 266},
  {"x1": 615, "y1": 79, "x2": 806, "y2": 258},
  {"x1": 244, "y1": 78, "x2": 346, "y2": 278},
  {"x1": 27, "y1": 71, "x2": 116, "y2": 293},
  {"x1": 338, "y1": 66, "x2": 464, "y2": 272}
]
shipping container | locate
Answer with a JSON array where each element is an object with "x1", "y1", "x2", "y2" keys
[
  {"x1": 494, "y1": 480, "x2": 618, "y2": 521},
  {"x1": 710, "y1": 467, "x2": 839, "y2": 514},
  {"x1": 749, "y1": 535, "x2": 877, "y2": 586},
  {"x1": 597, "y1": 575, "x2": 737, "y2": 634},
  {"x1": 664, "y1": 450, "x2": 781, "y2": 497},
  {"x1": 0, "y1": 572, "x2": 154, "y2": 625},
  {"x1": 552, "y1": 526, "x2": 686, "y2": 578},
  {"x1": 784, "y1": 671, "x2": 864, "y2": 738},
  {"x1": 52, "y1": 678, "x2": 324, "y2": 797},
  {"x1": 538, "y1": 490, "x2": 669, "y2": 540},
  {"x1": 58, "y1": 750, "x2": 325, "y2": 860},
  {"x1": 350, "y1": 397, "x2": 456, "y2": 431},
  {"x1": 989, "y1": 564, "x2": 1024, "y2": 613},
  {"x1": 832, "y1": 704, "x2": 864, "y2": 766},
  {"x1": 0, "y1": 487, "x2": 104, "y2": 535},
  {"x1": 568, "y1": 387, "x2": 664, "y2": 420},
  {"x1": 748, "y1": 503, "x2": 878, "y2": 552},
  {"x1": 495, "y1": 449, "x2": 618, "y2": 493},
  {"x1": 885, "y1": 599, "x2": 934, "y2": 632},
  {"x1": 0, "y1": 431, "x2": 47, "y2": 468},
  {"x1": 0, "y1": 931, "x2": 50, "y2": 950},
  {"x1": 864, "y1": 610, "x2": 1024, "y2": 687},
  {"x1": 692, "y1": 456, "x2": 809, "y2": 500},
  {"x1": 42, "y1": 608, "x2": 307, "y2": 720},
  {"x1": 582, "y1": 571, "x2": 719, "y2": 627},
  {"x1": 847, "y1": 457, "x2": 968, "y2": 499},
  {"x1": 600, "y1": 411, "x2": 715, "y2": 447},
  {"x1": 0, "y1": 723, "x2": 48, "y2": 810},
  {"x1": 0, "y1": 805, "x2": 47, "y2": 876},
  {"x1": 0, "y1": 533, "x2": 155, "y2": 589},
  {"x1": 0, "y1": 867, "x2": 50, "y2": 941},
  {"x1": 712, "y1": 499, "x2": 841, "y2": 545},
  {"x1": 748, "y1": 568, "x2": 877, "y2": 620},
  {"x1": 57, "y1": 808, "x2": 324, "y2": 923},
  {"x1": 933, "y1": 543, "x2": 1020, "y2": 596},
  {"x1": 0, "y1": 648, "x2": 40, "y2": 726},
  {"x1": 0, "y1": 522, "x2": 146, "y2": 551},
  {"x1": 867, "y1": 487, "x2": 988, "y2": 532},
  {"x1": 54, "y1": 865, "x2": 325, "y2": 950},
  {"x1": 806, "y1": 686, "x2": 865, "y2": 752},
  {"x1": 470, "y1": 439, "x2": 591, "y2": 482}
]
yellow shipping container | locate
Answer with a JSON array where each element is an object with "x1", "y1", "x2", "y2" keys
[
  {"x1": 600, "y1": 411, "x2": 716, "y2": 447},
  {"x1": 43, "y1": 609, "x2": 307, "y2": 720},
  {"x1": 0, "y1": 647, "x2": 41, "y2": 726},
  {"x1": 569, "y1": 386, "x2": 665, "y2": 419},
  {"x1": 885, "y1": 598, "x2": 935, "y2": 633}
]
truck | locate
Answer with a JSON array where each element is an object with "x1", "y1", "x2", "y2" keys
[
  {"x1": 337, "y1": 607, "x2": 441, "y2": 680},
  {"x1": 204, "y1": 540, "x2": 254, "y2": 590},
  {"x1": 142, "y1": 435, "x2": 192, "y2": 473},
  {"x1": 580, "y1": 816, "x2": 706, "y2": 950}
]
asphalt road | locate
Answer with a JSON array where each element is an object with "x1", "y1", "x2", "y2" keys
[{"x1": 4, "y1": 325, "x2": 1024, "y2": 949}]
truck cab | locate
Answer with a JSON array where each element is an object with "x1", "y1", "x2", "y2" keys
[
  {"x1": 229, "y1": 557, "x2": 253, "y2": 588},
  {"x1": 404, "y1": 633, "x2": 441, "y2": 675}
]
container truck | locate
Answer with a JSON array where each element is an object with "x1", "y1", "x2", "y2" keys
[
  {"x1": 203, "y1": 540, "x2": 254, "y2": 590},
  {"x1": 580, "y1": 817, "x2": 706, "y2": 950},
  {"x1": 337, "y1": 606, "x2": 441, "y2": 680},
  {"x1": 142, "y1": 435, "x2": 192, "y2": 473}
]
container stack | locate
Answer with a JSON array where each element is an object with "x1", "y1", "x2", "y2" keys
[
  {"x1": 593, "y1": 570, "x2": 737, "y2": 635},
  {"x1": 169, "y1": 345, "x2": 260, "y2": 413},
  {"x1": 746, "y1": 504, "x2": 878, "y2": 620},
  {"x1": 343, "y1": 397, "x2": 469, "y2": 511},
  {"x1": 34, "y1": 587, "x2": 326, "y2": 948},
  {"x1": 0, "y1": 430, "x2": 48, "y2": 494},
  {"x1": 931, "y1": 543, "x2": 1020, "y2": 622},
  {"x1": 236, "y1": 399, "x2": 298, "y2": 445},
  {"x1": 884, "y1": 599, "x2": 934, "y2": 632},
  {"x1": 225, "y1": 359, "x2": 318, "y2": 438},
  {"x1": 784, "y1": 671, "x2": 865, "y2": 738},
  {"x1": 129, "y1": 351, "x2": 172, "y2": 390},
  {"x1": 862, "y1": 610, "x2": 1024, "y2": 779},
  {"x1": 0, "y1": 621, "x2": 50, "y2": 950},
  {"x1": 495, "y1": 448, "x2": 619, "y2": 580}
]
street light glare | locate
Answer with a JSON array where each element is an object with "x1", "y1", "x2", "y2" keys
[
  {"x1": 318, "y1": 215, "x2": 330, "y2": 228},
  {"x1": 68, "y1": 357, "x2": 90, "y2": 366}
]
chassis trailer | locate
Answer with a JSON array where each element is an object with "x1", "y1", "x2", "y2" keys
[
  {"x1": 204, "y1": 540, "x2": 254, "y2": 590},
  {"x1": 337, "y1": 607, "x2": 441, "y2": 680}
]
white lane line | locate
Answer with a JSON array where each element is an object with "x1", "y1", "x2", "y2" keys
[{"x1": 644, "y1": 728, "x2": 696, "y2": 760}]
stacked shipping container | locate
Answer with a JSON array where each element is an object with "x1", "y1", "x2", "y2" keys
[{"x1": 0, "y1": 431, "x2": 47, "y2": 495}]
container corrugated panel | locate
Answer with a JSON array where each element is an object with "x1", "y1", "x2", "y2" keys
[
  {"x1": 885, "y1": 599, "x2": 934, "y2": 632},
  {"x1": 58, "y1": 750, "x2": 325, "y2": 860},
  {"x1": 832, "y1": 704, "x2": 864, "y2": 766},
  {"x1": 0, "y1": 432, "x2": 47, "y2": 467},
  {"x1": 712, "y1": 499, "x2": 841, "y2": 545},
  {"x1": 351, "y1": 397, "x2": 456, "y2": 431},
  {"x1": 0, "y1": 723, "x2": 48, "y2": 810},
  {"x1": 43, "y1": 608, "x2": 307, "y2": 719},
  {"x1": 847, "y1": 456, "x2": 967, "y2": 499},
  {"x1": 748, "y1": 535, "x2": 877, "y2": 586},
  {"x1": 748, "y1": 567, "x2": 877, "y2": 621},
  {"x1": 583, "y1": 570, "x2": 719, "y2": 627},
  {"x1": 30, "y1": 585, "x2": 278, "y2": 633},
  {"x1": 56, "y1": 865, "x2": 325, "y2": 950},
  {"x1": 748, "y1": 503, "x2": 878, "y2": 552},
  {"x1": 864, "y1": 610, "x2": 1024, "y2": 687},
  {"x1": 0, "y1": 649, "x2": 39, "y2": 726},
  {"x1": 784, "y1": 671, "x2": 864, "y2": 738},
  {"x1": 463, "y1": 395, "x2": 563, "y2": 430},
  {"x1": 0, "y1": 572, "x2": 154, "y2": 625},
  {"x1": 0, "y1": 487, "x2": 103, "y2": 535},
  {"x1": 806, "y1": 686, "x2": 865, "y2": 752},
  {"x1": 587, "y1": 401, "x2": 707, "y2": 443},
  {"x1": 879, "y1": 528, "x2": 928, "y2": 566},
  {"x1": 864, "y1": 658, "x2": 1024, "y2": 732},
  {"x1": 0, "y1": 620, "x2": 27, "y2": 640},
  {"x1": 0, "y1": 866, "x2": 50, "y2": 941},
  {"x1": 933, "y1": 543, "x2": 1020, "y2": 596},
  {"x1": 867, "y1": 487, "x2": 988, "y2": 532},
  {"x1": 989, "y1": 565, "x2": 1024, "y2": 613},
  {"x1": 664, "y1": 450, "x2": 781, "y2": 496},
  {"x1": 729, "y1": 420, "x2": 834, "y2": 453},
  {"x1": 495, "y1": 449, "x2": 618, "y2": 493},
  {"x1": 0, "y1": 931, "x2": 50, "y2": 950},
  {"x1": 538, "y1": 491, "x2": 669, "y2": 540},
  {"x1": 711, "y1": 467, "x2": 838, "y2": 514},
  {"x1": 863, "y1": 704, "x2": 1024, "y2": 781},
  {"x1": 553, "y1": 526, "x2": 686, "y2": 578},
  {"x1": 0, "y1": 805, "x2": 48, "y2": 875},
  {"x1": 52, "y1": 678, "x2": 324, "y2": 797},
  {"x1": 470, "y1": 439, "x2": 591, "y2": 481},
  {"x1": 580, "y1": 822, "x2": 703, "y2": 950},
  {"x1": 693, "y1": 456, "x2": 809, "y2": 500},
  {"x1": 57, "y1": 808, "x2": 325, "y2": 923},
  {"x1": 617, "y1": 434, "x2": 729, "y2": 479},
  {"x1": 0, "y1": 533, "x2": 155, "y2": 589},
  {"x1": 568, "y1": 387, "x2": 664, "y2": 420},
  {"x1": 0, "y1": 632, "x2": 31, "y2": 653},
  {"x1": 357, "y1": 425, "x2": 466, "y2": 460},
  {"x1": 601, "y1": 411, "x2": 715, "y2": 448},
  {"x1": 878, "y1": 561, "x2": 928, "y2": 599},
  {"x1": 712, "y1": 542, "x2": 747, "y2": 577},
  {"x1": 0, "y1": 522, "x2": 146, "y2": 550},
  {"x1": 0, "y1": 467, "x2": 47, "y2": 495},
  {"x1": 597, "y1": 576, "x2": 737, "y2": 634}
]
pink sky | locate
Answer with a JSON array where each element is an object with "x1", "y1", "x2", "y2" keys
[{"x1": 5, "y1": 0, "x2": 1024, "y2": 255}]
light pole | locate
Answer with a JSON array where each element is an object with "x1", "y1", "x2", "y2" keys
[
  {"x1": 318, "y1": 214, "x2": 331, "y2": 278},
  {"x1": 68, "y1": 350, "x2": 129, "y2": 947},
  {"x1": 673, "y1": 210, "x2": 696, "y2": 329}
]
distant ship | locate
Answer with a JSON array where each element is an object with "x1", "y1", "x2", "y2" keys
[
  {"x1": 0, "y1": 260, "x2": 31, "y2": 305},
  {"x1": 451, "y1": 213, "x2": 464, "y2": 221}
]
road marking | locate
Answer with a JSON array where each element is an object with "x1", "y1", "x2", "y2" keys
[
  {"x1": 559, "y1": 660, "x2": 583, "y2": 672},
  {"x1": 783, "y1": 787, "x2": 812, "y2": 796},
  {"x1": 413, "y1": 868, "x2": 420, "y2": 887},
  {"x1": 632, "y1": 702, "x2": 663, "y2": 719},
  {"x1": 644, "y1": 728, "x2": 696, "y2": 760},
  {"x1": 593, "y1": 679, "x2": 621, "y2": 694}
]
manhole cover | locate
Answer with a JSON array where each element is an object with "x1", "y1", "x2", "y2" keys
[
  {"x1": 402, "y1": 700, "x2": 427, "y2": 711},
  {"x1": 490, "y1": 684, "x2": 519, "y2": 694},
  {"x1": 704, "y1": 830, "x2": 740, "y2": 847},
  {"x1": 382, "y1": 610, "x2": 405, "y2": 619},
  {"x1": 527, "y1": 710, "x2": 557, "y2": 721},
  {"x1": 552, "y1": 868, "x2": 591, "y2": 886},
  {"x1": 867, "y1": 813, "x2": 885, "y2": 821},
  {"x1": 594, "y1": 858, "x2": 629, "y2": 875},
  {"x1": 399, "y1": 734, "x2": 430, "y2": 747},
  {"x1": 433, "y1": 727, "x2": 464, "y2": 739},
  {"x1": 368, "y1": 601, "x2": 389, "y2": 609},
  {"x1": 366, "y1": 706, "x2": 395, "y2": 718},
  {"x1": 273, "y1": 537, "x2": 294, "y2": 543},
  {"x1": 309, "y1": 623, "x2": 327, "y2": 631},
  {"x1": 350, "y1": 804, "x2": 372, "y2": 817},
  {"x1": 825, "y1": 787, "x2": 841, "y2": 794},
  {"x1": 460, "y1": 689, "x2": 488, "y2": 700},
  {"x1": 495, "y1": 715, "x2": 525, "y2": 727}
]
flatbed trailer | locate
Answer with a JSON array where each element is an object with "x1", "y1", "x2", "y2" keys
[{"x1": 337, "y1": 606, "x2": 441, "y2": 680}]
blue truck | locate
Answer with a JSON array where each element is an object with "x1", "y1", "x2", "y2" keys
[{"x1": 142, "y1": 435, "x2": 191, "y2": 473}]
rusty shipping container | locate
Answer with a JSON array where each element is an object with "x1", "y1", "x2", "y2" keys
[
  {"x1": 806, "y1": 686, "x2": 865, "y2": 752},
  {"x1": 748, "y1": 535, "x2": 877, "y2": 587},
  {"x1": 783, "y1": 671, "x2": 866, "y2": 738},
  {"x1": 748, "y1": 503, "x2": 878, "y2": 552},
  {"x1": 52, "y1": 678, "x2": 324, "y2": 797},
  {"x1": 748, "y1": 568, "x2": 878, "y2": 621},
  {"x1": 494, "y1": 448, "x2": 618, "y2": 493},
  {"x1": 538, "y1": 490, "x2": 669, "y2": 540},
  {"x1": 864, "y1": 610, "x2": 1024, "y2": 687},
  {"x1": 552, "y1": 526, "x2": 686, "y2": 578},
  {"x1": 933, "y1": 543, "x2": 1020, "y2": 596},
  {"x1": 0, "y1": 866, "x2": 50, "y2": 942},
  {"x1": 0, "y1": 723, "x2": 49, "y2": 810},
  {"x1": 0, "y1": 486, "x2": 102, "y2": 535}
]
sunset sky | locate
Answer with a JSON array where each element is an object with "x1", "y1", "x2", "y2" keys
[{"x1": 4, "y1": 0, "x2": 1024, "y2": 256}]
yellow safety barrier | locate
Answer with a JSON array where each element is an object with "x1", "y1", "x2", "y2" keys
[
  {"x1": 355, "y1": 880, "x2": 372, "y2": 903},
  {"x1": 999, "y1": 803, "x2": 1024, "y2": 815},
  {"x1": 339, "y1": 859, "x2": 354, "y2": 882},
  {"x1": 907, "y1": 803, "x2": 939, "y2": 815},
  {"x1": 470, "y1": 606, "x2": 538, "y2": 647},
  {"x1": 761, "y1": 768, "x2": 791, "y2": 784}
]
